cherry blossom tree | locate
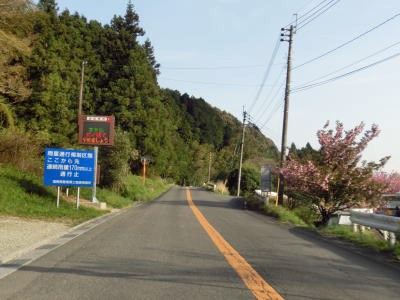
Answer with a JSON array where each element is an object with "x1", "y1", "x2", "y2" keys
[
  {"x1": 372, "y1": 172, "x2": 400, "y2": 194},
  {"x1": 278, "y1": 121, "x2": 390, "y2": 225}
]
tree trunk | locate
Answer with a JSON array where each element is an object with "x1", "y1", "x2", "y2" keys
[{"x1": 318, "y1": 206, "x2": 331, "y2": 227}]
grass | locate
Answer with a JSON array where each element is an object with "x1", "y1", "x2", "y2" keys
[
  {"x1": 246, "y1": 194, "x2": 400, "y2": 259},
  {"x1": 320, "y1": 225, "x2": 400, "y2": 257},
  {"x1": 262, "y1": 204, "x2": 309, "y2": 227},
  {"x1": 0, "y1": 165, "x2": 171, "y2": 224},
  {"x1": 50, "y1": 175, "x2": 171, "y2": 209},
  {"x1": 246, "y1": 195, "x2": 311, "y2": 227},
  {"x1": 121, "y1": 174, "x2": 172, "y2": 203},
  {"x1": 0, "y1": 165, "x2": 105, "y2": 225},
  {"x1": 78, "y1": 186, "x2": 133, "y2": 209}
]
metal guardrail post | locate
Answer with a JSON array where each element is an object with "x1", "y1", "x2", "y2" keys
[
  {"x1": 350, "y1": 210, "x2": 400, "y2": 246},
  {"x1": 389, "y1": 232, "x2": 397, "y2": 247}
]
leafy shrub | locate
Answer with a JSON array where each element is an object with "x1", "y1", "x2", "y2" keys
[
  {"x1": 227, "y1": 167, "x2": 259, "y2": 195},
  {"x1": 99, "y1": 129, "x2": 135, "y2": 191},
  {"x1": 263, "y1": 204, "x2": 308, "y2": 227},
  {"x1": 0, "y1": 128, "x2": 44, "y2": 174},
  {"x1": 292, "y1": 205, "x2": 320, "y2": 225}
]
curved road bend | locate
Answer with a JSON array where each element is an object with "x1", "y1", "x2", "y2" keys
[{"x1": 0, "y1": 186, "x2": 399, "y2": 299}]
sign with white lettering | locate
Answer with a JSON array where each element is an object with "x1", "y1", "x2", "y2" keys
[{"x1": 44, "y1": 148, "x2": 95, "y2": 187}]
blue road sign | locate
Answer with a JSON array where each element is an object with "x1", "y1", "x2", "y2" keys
[{"x1": 44, "y1": 148, "x2": 95, "y2": 187}]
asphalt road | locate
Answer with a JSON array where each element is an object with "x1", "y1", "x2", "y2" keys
[{"x1": 0, "y1": 186, "x2": 400, "y2": 299}]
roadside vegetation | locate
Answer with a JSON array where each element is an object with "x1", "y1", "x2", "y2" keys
[
  {"x1": 0, "y1": 165, "x2": 104, "y2": 225},
  {"x1": 247, "y1": 195, "x2": 400, "y2": 259},
  {"x1": 321, "y1": 226, "x2": 400, "y2": 259},
  {"x1": 0, "y1": 164, "x2": 170, "y2": 225}
]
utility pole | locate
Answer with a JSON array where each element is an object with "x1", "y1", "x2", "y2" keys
[
  {"x1": 237, "y1": 109, "x2": 247, "y2": 197},
  {"x1": 278, "y1": 25, "x2": 294, "y2": 205},
  {"x1": 208, "y1": 152, "x2": 212, "y2": 183},
  {"x1": 78, "y1": 61, "x2": 87, "y2": 117},
  {"x1": 142, "y1": 158, "x2": 147, "y2": 185}
]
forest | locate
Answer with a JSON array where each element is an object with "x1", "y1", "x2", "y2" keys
[{"x1": 0, "y1": 0, "x2": 279, "y2": 194}]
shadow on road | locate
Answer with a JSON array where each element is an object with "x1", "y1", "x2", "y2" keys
[{"x1": 2, "y1": 255, "x2": 248, "y2": 292}]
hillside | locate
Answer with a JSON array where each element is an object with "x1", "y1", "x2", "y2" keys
[{"x1": 0, "y1": 0, "x2": 279, "y2": 192}]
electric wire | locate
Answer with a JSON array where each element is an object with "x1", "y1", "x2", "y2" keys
[
  {"x1": 295, "y1": 40, "x2": 400, "y2": 87},
  {"x1": 285, "y1": 0, "x2": 330, "y2": 28},
  {"x1": 293, "y1": 13, "x2": 400, "y2": 70},
  {"x1": 258, "y1": 82, "x2": 286, "y2": 130},
  {"x1": 253, "y1": 66, "x2": 286, "y2": 123},
  {"x1": 160, "y1": 65, "x2": 266, "y2": 70},
  {"x1": 259, "y1": 99, "x2": 284, "y2": 131},
  {"x1": 296, "y1": 0, "x2": 341, "y2": 31},
  {"x1": 292, "y1": 51, "x2": 400, "y2": 93},
  {"x1": 247, "y1": 35, "x2": 281, "y2": 114},
  {"x1": 159, "y1": 77, "x2": 277, "y2": 87}
]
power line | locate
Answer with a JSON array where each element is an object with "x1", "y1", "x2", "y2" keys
[
  {"x1": 296, "y1": 40, "x2": 400, "y2": 87},
  {"x1": 292, "y1": 51, "x2": 400, "y2": 93},
  {"x1": 293, "y1": 13, "x2": 400, "y2": 70},
  {"x1": 258, "y1": 86, "x2": 285, "y2": 130},
  {"x1": 159, "y1": 77, "x2": 277, "y2": 87},
  {"x1": 253, "y1": 66, "x2": 286, "y2": 122},
  {"x1": 296, "y1": 0, "x2": 341, "y2": 31},
  {"x1": 247, "y1": 35, "x2": 281, "y2": 113},
  {"x1": 160, "y1": 65, "x2": 266, "y2": 70},
  {"x1": 285, "y1": 0, "x2": 330, "y2": 28}
]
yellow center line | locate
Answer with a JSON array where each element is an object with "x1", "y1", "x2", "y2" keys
[{"x1": 185, "y1": 188, "x2": 284, "y2": 300}]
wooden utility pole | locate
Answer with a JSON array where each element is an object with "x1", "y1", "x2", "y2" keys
[
  {"x1": 278, "y1": 25, "x2": 294, "y2": 205},
  {"x1": 208, "y1": 152, "x2": 212, "y2": 182},
  {"x1": 237, "y1": 109, "x2": 247, "y2": 197},
  {"x1": 142, "y1": 158, "x2": 147, "y2": 185},
  {"x1": 78, "y1": 61, "x2": 86, "y2": 117}
]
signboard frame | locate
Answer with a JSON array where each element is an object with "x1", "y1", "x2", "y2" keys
[
  {"x1": 44, "y1": 148, "x2": 95, "y2": 187},
  {"x1": 78, "y1": 115, "x2": 115, "y2": 146}
]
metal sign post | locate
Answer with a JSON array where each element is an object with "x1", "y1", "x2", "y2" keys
[
  {"x1": 92, "y1": 146, "x2": 99, "y2": 203},
  {"x1": 77, "y1": 187, "x2": 80, "y2": 209},
  {"x1": 57, "y1": 186, "x2": 60, "y2": 208}
]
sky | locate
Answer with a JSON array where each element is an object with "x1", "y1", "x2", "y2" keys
[{"x1": 46, "y1": 0, "x2": 399, "y2": 172}]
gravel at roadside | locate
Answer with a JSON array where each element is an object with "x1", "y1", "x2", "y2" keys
[{"x1": 0, "y1": 216, "x2": 70, "y2": 261}]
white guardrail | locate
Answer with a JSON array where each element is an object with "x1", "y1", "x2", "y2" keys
[{"x1": 350, "y1": 211, "x2": 400, "y2": 246}]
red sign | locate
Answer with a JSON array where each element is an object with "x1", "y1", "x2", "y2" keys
[{"x1": 78, "y1": 115, "x2": 115, "y2": 146}]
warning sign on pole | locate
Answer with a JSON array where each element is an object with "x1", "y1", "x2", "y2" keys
[{"x1": 78, "y1": 115, "x2": 115, "y2": 146}]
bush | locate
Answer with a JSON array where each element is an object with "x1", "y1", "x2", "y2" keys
[
  {"x1": 227, "y1": 167, "x2": 259, "y2": 195},
  {"x1": 263, "y1": 204, "x2": 308, "y2": 227},
  {"x1": 246, "y1": 194, "x2": 315, "y2": 227},
  {"x1": 0, "y1": 128, "x2": 44, "y2": 174},
  {"x1": 99, "y1": 129, "x2": 136, "y2": 191},
  {"x1": 292, "y1": 205, "x2": 321, "y2": 225}
]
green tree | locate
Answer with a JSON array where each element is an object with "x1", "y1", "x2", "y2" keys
[{"x1": 227, "y1": 167, "x2": 259, "y2": 196}]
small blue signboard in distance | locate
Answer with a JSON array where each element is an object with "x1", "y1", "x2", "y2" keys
[{"x1": 44, "y1": 148, "x2": 95, "y2": 187}]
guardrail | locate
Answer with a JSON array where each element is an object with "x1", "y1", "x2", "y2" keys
[
  {"x1": 350, "y1": 211, "x2": 400, "y2": 246},
  {"x1": 204, "y1": 183, "x2": 216, "y2": 191}
]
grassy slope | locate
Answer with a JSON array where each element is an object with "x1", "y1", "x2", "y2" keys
[
  {"x1": 0, "y1": 165, "x2": 171, "y2": 224},
  {"x1": 0, "y1": 165, "x2": 104, "y2": 224}
]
